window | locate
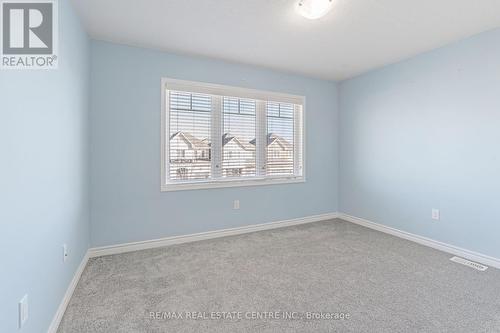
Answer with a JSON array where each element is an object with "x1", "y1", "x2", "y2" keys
[
  {"x1": 223, "y1": 97, "x2": 256, "y2": 178},
  {"x1": 266, "y1": 102, "x2": 297, "y2": 176},
  {"x1": 161, "y1": 79, "x2": 304, "y2": 191},
  {"x1": 168, "y1": 91, "x2": 211, "y2": 181}
]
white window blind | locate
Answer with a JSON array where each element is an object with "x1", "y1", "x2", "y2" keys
[
  {"x1": 168, "y1": 91, "x2": 212, "y2": 181},
  {"x1": 162, "y1": 79, "x2": 305, "y2": 191},
  {"x1": 266, "y1": 102, "x2": 295, "y2": 176},
  {"x1": 222, "y1": 97, "x2": 256, "y2": 178}
]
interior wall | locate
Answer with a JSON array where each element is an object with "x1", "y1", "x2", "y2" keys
[
  {"x1": 0, "y1": 1, "x2": 90, "y2": 332},
  {"x1": 89, "y1": 40, "x2": 339, "y2": 247},
  {"x1": 339, "y1": 28, "x2": 500, "y2": 259}
]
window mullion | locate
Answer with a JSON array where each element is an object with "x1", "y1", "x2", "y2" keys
[
  {"x1": 256, "y1": 101, "x2": 267, "y2": 177},
  {"x1": 211, "y1": 95, "x2": 222, "y2": 179},
  {"x1": 293, "y1": 104, "x2": 303, "y2": 176},
  {"x1": 162, "y1": 89, "x2": 170, "y2": 185}
]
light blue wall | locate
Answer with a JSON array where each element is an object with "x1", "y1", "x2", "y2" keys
[
  {"x1": 339, "y1": 28, "x2": 500, "y2": 258},
  {"x1": 90, "y1": 41, "x2": 339, "y2": 247},
  {"x1": 1, "y1": 3, "x2": 497, "y2": 331},
  {"x1": 0, "y1": 1, "x2": 90, "y2": 332}
]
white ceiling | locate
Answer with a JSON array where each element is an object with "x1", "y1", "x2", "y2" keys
[{"x1": 71, "y1": 0, "x2": 500, "y2": 81}]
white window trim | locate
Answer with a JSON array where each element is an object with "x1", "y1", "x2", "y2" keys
[{"x1": 161, "y1": 78, "x2": 306, "y2": 192}]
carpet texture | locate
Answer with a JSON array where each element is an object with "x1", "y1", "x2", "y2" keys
[{"x1": 58, "y1": 219, "x2": 500, "y2": 332}]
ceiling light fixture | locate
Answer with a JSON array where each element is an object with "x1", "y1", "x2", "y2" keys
[{"x1": 296, "y1": 0, "x2": 333, "y2": 20}]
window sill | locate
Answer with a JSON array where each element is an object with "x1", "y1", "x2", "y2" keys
[{"x1": 161, "y1": 176, "x2": 305, "y2": 192}]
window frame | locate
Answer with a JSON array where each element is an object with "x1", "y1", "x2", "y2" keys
[{"x1": 161, "y1": 78, "x2": 306, "y2": 191}]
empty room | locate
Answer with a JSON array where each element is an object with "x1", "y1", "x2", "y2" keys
[{"x1": 2, "y1": 0, "x2": 500, "y2": 332}]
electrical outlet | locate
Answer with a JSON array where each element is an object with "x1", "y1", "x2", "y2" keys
[
  {"x1": 432, "y1": 209, "x2": 440, "y2": 221},
  {"x1": 63, "y1": 244, "x2": 68, "y2": 262},
  {"x1": 19, "y1": 295, "x2": 28, "y2": 328},
  {"x1": 233, "y1": 200, "x2": 240, "y2": 210}
]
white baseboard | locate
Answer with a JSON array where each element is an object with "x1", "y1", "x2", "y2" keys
[
  {"x1": 48, "y1": 212, "x2": 338, "y2": 332},
  {"x1": 339, "y1": 213, "x2": 500, "y2": 270},
  {"x1": 47, "y1": 251, "x2": 90, "y2": 333},
  {"x1": 88, "y1": 212, "x2": 339, "y2": 258},
  {"x1": 47, "y1": 211, "x2": 499, "y2": 333}
]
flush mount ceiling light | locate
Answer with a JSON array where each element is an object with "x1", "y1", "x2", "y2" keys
[{"x1": 296, "y1": 0, "x2": 333, "y2": 19}]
